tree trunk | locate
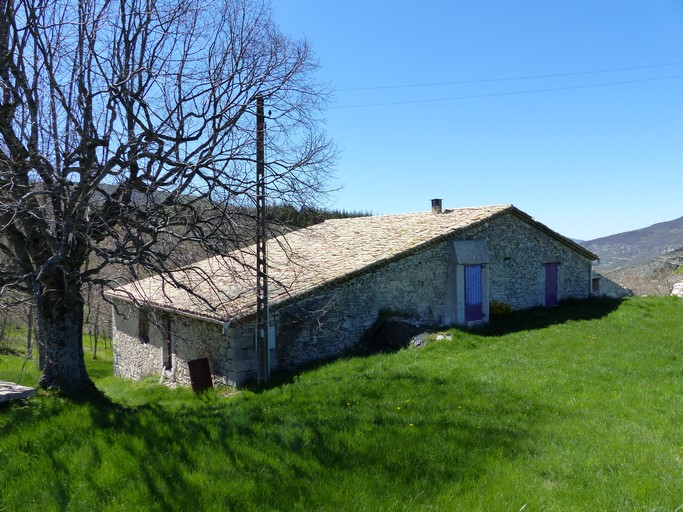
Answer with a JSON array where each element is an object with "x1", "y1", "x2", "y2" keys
[{"x1": 36, "y1": 278, "x2": 95, "y2": 393}]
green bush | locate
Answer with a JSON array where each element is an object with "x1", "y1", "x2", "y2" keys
[{"x1": 489, "y1": 299, "x2": 513, "y2": 316}]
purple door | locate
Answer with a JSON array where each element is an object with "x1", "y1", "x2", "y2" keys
[
  {"x1": 545, "y1": 264, "x2": 559, "y2": 306},
  {"x1": 465, "y1": 264, "x2": 484, "y2": 321}
]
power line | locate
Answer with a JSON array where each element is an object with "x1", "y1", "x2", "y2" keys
[
  {"x1": 332, "y1": 73, "x2": 683, "y2": 109},
  {"x1": 336, "y1": 61, "x2": 683, "y2": 92}
]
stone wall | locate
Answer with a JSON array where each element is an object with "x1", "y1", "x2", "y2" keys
[
  {"x1": 113, "y1": 295, "x2": 278, "y2": 387},
  {"x1": 465, "y1": 213, "x2": 593, "y2": 309},
  {"x1": 112, "y1": 299, "x2": 231, "y2": 387},
  {"x1": 271, "y1": 240, "x2": 450, "y2": 370},
  {"x1": 112, "y1": 300, "x2": 163, "y2": 381},
  {"x1": 255, "y1": 211, "x2": 594, "y2": 373},
  {"x1": 592, "y1": 271, "x2": 633, "y2": 298},
  {"x1": 113, "y1": 210, "x2": 595, "y2": 387},
  {"x1": 220, "y1": 322, "x2": 259, "y2": 386}
]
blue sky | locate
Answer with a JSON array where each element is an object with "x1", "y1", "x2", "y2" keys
[{"x1": 273, "y1": 1, "x2": 683, "y2": 240}]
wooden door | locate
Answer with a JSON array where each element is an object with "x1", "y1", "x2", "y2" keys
[
  {"x1": 465, "y1": 264, "x2": 484, "y2": 321},
  {"x1": 545, "y1": 264, "x2": 559, "y2": 306}
]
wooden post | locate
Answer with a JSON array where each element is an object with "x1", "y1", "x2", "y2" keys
[
  {"x1": 34, "y1": 284, "x2": 45, "y2": 371},
  {"x1": 255, "y1": 94, "x2": 270, "y2": 387},
  {"x1": 92, "y1": 307, "x2": 99, "y2": 360}
]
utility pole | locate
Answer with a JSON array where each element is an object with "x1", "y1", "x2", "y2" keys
[{"x1": 255, "y1": 95, "x2": 270, "y2": 387}]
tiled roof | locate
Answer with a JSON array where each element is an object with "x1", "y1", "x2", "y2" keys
[{"x1": 107, "y1": 204, "x2": 596, "y2": 323}]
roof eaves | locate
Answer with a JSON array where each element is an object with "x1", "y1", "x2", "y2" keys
[{"x1": 105, "y1": 289, "x2": 227, "y2": 325}]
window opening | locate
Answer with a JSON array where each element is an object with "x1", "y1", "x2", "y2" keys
[
  {"x1": 139, "y1": 308, "x2": 150, "y2": 344},
  {"x1": 162, "y1": 317, "x2": 173, "y2": 371}
]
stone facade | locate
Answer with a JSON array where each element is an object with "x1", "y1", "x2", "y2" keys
[
  {"x1": 112, "y1": 301, "x2": 228, "y2": 385},
  {"x1": 113, "y1": 210, "x2": 595, "y2": 387},
  {"x1": 591, "y1": 271, "x2": 633, "y2": 298},
  {"x1": 470, "y1": 213, "x2": 592, "y2": 309},
  {"x1": 262, "y1": 211, "x2": 593, "y2": 372}
]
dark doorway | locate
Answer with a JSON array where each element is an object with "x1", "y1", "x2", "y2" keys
[{"x1": 163, "y1": 317, "x2": 173, "y2": 370}]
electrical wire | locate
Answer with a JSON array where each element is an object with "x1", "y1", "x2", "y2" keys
[
  {"x1": 336, "y1": 61, "x2": 683, "y2": 92},
  {"x1": 333, "y1": 73, "x2": 683, "y2": 109}
]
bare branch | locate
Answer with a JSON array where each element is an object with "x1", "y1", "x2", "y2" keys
[{"x1": 0, "y1": 0, "x2": 335, "y2": 391}]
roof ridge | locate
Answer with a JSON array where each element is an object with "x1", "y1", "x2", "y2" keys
[
  {"x1": 319, "y1": 203, "x2": 514, "y2": 222},
  {"x1": 107, "y1": 203, "x2": 595, "y2": 325}
]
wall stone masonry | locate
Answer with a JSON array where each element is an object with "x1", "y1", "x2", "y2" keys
[
  {"x1": 466, "y1": 214, "x2": 592, "y2": 310},
  {"x1": 112, "y1": 300, "x2": 230, "y2": 386},
  {"x1": 112, "y1": 301, "x2": 162, "y2": 381},
  {"x1": 112, "y1": 208, "x2": 596, "y2": 388},
  {"x1": 257, "y1": 211, "x2": 593, "y2": 373}
]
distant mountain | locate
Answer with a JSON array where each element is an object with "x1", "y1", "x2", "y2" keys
[
  {"x1": 581, "y1": 216, "x2": 683, "y2": 296},
  {"x1": 583, "y1": 216, "x2": 683, "y2": 271}
]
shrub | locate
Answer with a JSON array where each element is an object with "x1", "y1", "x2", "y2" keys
[{"x1": 489, "y1": 300, "x2": 513, "y2": 317}]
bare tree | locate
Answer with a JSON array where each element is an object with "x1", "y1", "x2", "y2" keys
[{"x1": 0, "y1": 0, "x2": 334, "y2": 392}]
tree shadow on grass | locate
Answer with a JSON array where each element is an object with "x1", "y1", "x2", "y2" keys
[
  {"x1": 34, "y1": 371, "x2": 551, "y2": 510},
  {"x1": 0, "y1": 347, "x2": 23, "y2": 356}
]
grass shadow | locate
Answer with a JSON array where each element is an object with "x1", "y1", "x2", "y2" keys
[
  {"x1": 64, "y1": 368, "x2": 548, "y2": 510},
  {"x1": 477, "y1": 296, "x2": 623, "y2": 336},
  {"x1": 0, "y1": 347, "x2": 23, "y2": 356},
  {"x1": 249, "y1": 319, "x2": 438, "y2": 391},
  {"x1": 237, "y1": 298, "x2": 625, "y2": 392},
  {"x1": 242, "y1": 354, "x2": 344, "y2": 392}
]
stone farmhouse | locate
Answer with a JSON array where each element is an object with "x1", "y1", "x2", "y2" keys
[{"x1": 107, "y1": 201, "x2": 598, "y2": 387}]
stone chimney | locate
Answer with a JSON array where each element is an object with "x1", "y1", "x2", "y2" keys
[{"x1": 431, "y1": 198, "x2": 443, "y2": 214}]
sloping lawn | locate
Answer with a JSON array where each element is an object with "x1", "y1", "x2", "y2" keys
[{"x1": 1, "y1": 296, "x2": 682, "y2": 511}]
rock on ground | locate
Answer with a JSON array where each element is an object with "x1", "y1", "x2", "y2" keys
[{"x1": 672, "y1": 282, "x2": 683, "y2": 297}]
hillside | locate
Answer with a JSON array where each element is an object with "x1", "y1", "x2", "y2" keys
[
  {"x1": 583, "y1": 215, "x2": 683, "y2": 270},
  {"x1": 582, "y1": 216, "x2": 683, "y2": 295},
  {"x1": 2, "y1": 297, "x2": 682, "y2": 510}
]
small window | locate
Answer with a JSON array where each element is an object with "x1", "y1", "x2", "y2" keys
[
  {"x1": 139, "y1": 308, "x2": 150, "y2": 344},
  {"x1": 592, "y1": 277, "x2": 600, "y2": 295}
]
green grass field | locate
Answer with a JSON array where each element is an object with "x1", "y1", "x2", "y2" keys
[{"x1": 1, "y1": 296, "x2": 682, "y2": 511}]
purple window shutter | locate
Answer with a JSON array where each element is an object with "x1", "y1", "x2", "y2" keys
[
  {"x1": 465, "y1": 264, "x2": 484, "y2": 321},
  {"x1": 545, "y1": 264, "x2": 559, "y2": 306}
]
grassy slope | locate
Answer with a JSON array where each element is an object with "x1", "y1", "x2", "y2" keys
[{"x1": 1, "y1": 297, "x2": 682, "y2": 511}]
